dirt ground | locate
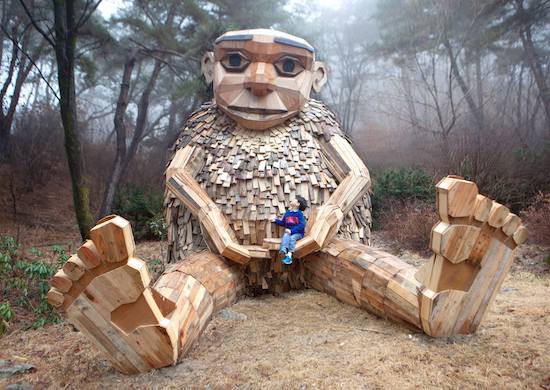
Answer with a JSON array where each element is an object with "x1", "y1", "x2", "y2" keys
[{"x1": 1, "y1": 240, "x2": 549, "y2": 390}]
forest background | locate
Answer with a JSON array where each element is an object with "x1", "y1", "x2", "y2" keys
[{"x1": 0, "y1": 0, "x2": 549, "y2": 344}]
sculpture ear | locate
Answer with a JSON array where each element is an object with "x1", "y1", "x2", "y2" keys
[
  {"x1": 312, "y1": 61, "x2": 327, "y2": 93},
  {"x1": 201, "y1": 52, "x2": 215, "y2": 84}
]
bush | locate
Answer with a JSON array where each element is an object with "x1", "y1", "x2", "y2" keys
[
  {"x1": 376, "y1": 198, "x2": 438, "y2": 253},
  {"x1": 372, "y1": 168, "x2": 434, "y2": 201},
  {"x1": 521, "y1": 192, "x2": 550, "y2": 247},
  {"x1": 113, "y1": 185, "x2": 167, "y2": 240},
  {"x1": 0, "y1": 302, "x2": 13, "y2": 336},
  {"x1": 371, "y1": 168, "x2": 434, "y2": 230},
  {"x1": 0, "y1": 236, "x2": 68, "y2": 332},
  {"x1": 370, "y1": 168, "x2": 438, "y2": 252}
]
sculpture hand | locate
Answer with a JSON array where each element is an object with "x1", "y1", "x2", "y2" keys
[
  {"x1": 166, "y1": 171, "x2": 251, "y2": 264},
  {"x1": 198, "y1": 204, "x2": 251, "y2": 264},
  {"x1": 295, "y1": 204, "x2": 343, "y2": 257}
]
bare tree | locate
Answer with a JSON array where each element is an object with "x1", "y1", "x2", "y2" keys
[
  {"x1": 20, "y1": 0, "x2": 103, "y2": 239},
  {"x1": 513, "y1": 0, "x2": 550, "y2": 135},
  {"x1": 0, "y1": 0, "x2": 47, "y2": 161}
]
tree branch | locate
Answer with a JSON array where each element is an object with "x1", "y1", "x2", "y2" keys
[
  {"x1": 76, "y1": 0, "x2": 103, "y2": 30},
  {"x1": 0, "y1": 23, "x2": 59, "y2": 101},
  {"x1": 17, "y1": 0, "x2": 55, "y2": 47}
]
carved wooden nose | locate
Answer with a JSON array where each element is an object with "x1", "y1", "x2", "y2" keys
[{"x1": 245, "y1": 62, "x2": 275, "y2": 97}]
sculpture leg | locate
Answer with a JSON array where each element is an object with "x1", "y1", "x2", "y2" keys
[
  {"x1": 304, "y1": 177, "x2": 528, "y2": 337},
  {"x1": 47, "y1": 215, "x2": 244, "y2": 374},
  {"x1": 303, "y1": 239, "x2": 423, "y2": 330}
]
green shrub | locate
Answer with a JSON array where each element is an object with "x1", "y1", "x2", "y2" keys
[
  {"x1": 371, "y1": 168, "x2": 434, "y2": 230},
  {"x1": 0, "y1": 236, "x2": 69, "y2": 331},
  {"x1": 372, "y1": 168, "x2": 433, "y2": 202},
  {"x1": 0, "y1": 236, "x2": 19, "y2": 276},
  {"x1": 113, "y1": 185, "x2": 167, "y2": 240},
  {"x1": 0, "y1": 302, "x2": 13, "y2": 336},
  {"x1": 113, "y1": 185, "x2": 166, "y2": 240}
]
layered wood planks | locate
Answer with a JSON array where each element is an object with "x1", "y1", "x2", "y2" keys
[
  {"x1": 304, "y1": 177, "x2": 528, "y2": 338},
  {"x1": 164, "y1": 99, "x2": 372, "y2": 270},
  {"x1": 416, "y1": 177, "x2": 528, "y2": 336},
  {"x1": 154, "y1": 251, "x2": 245, "y2": 357},
  {"x1": 48, "y1": 216, "x2": 245, "y2": 374},
  {"x1": 303, "y1": 239, "x2": 422, "y2": 330}
]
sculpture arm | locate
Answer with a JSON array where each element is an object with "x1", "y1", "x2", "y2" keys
[
  {"x1": 166, "y1": 145, "x2": 251, "y2": 264},
  {"x1": 295, "y1": 134, "x2": 371, "y2": 257}
]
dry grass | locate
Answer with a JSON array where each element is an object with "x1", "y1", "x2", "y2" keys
[{"x1": 1, "y1": 244, "x2": 548, "y2": 390}]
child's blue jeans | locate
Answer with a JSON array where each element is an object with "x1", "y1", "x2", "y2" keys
[{"x1": 280, "y1": 232, "x2": 303, "y2": 254}]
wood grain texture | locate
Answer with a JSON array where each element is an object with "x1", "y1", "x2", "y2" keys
[
  {"x1": 418, "y1": 177, "x2": 528, "y2": 337},
  {"x1": 164, "y1": 99, "x2": 372, "y2": 291},
  {"x1": 48, "y1": 218, "x2": 246, "y2": 375},
  {"x1": 304, "y1": 239, "x2": 422, "y2": 329}
]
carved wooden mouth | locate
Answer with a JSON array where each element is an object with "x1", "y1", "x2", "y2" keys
[{"x1": 228, "y1": 106, "x2": 287, "y2": 115}]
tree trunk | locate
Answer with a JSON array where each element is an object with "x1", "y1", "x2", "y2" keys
[
  {"x1": 475, "y1": 49, "x2": 484, "y2": 129},
  {"x1": 444, "y1": 39, "x2": 484, "y2": 131},
  {"x1": 53, "y1": 0, "x2": 93, "y2": 239},
  {"x1": 515, "y1": 0, "x2": 550, "y2": 135},
  {"x1": 100, "y1": 58, "x2": 162, "y2": 216},
  {"x1": 120, "y1": 60, "x2": 162, "y2": 178},
  {"x1": 0, "y1": 118, "x2": 9, "y2": 162},
  {"x1": 99, "y1": 49, "x2": 138, "y2": 217}
]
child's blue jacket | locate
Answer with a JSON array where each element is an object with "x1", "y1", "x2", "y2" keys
[{"x1": 274, "y1": 210, "x2": 306, "y2": 236}]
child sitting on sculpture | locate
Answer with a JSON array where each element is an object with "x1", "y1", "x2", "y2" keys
[{"x1": 271, "y1": 196, "x2": 308, "y2": 265}]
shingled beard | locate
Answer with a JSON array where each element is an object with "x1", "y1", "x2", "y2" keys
[{"x1": 165, "y1": 99, "x2": 372, "y2": 279}]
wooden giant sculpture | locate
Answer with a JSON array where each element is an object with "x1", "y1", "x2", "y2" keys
[{"x1": 47, "y1": 29, "x2": 528, "y2": 374}]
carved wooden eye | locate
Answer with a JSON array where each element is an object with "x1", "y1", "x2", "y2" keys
[
  {"x1": 221, "y1": 52, "x2": 250, "y2": 72},
  {"x1": 274, "y1": 56, "x2": 304, "y2": 77}
]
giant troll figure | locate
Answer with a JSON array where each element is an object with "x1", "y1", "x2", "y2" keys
[{"x1": 47, "y1": 30, "x2": 527, "y2": 374}]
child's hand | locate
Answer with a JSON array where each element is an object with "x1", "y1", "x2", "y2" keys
[{"x1": 285, "y1": 228, "x2": 291, "y2": 234}]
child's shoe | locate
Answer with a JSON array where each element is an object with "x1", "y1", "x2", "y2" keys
[{"x1": 281, "y1": 255, "x2": 293, "y2": 265}]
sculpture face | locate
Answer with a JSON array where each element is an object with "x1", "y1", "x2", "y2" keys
[{"x1": 202, "y1": 29, "x2": 327, "y2": 130}]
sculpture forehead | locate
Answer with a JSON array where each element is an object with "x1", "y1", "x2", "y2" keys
[{"x1": 214, "y1": 29, "x2": 315, "y2": 60}]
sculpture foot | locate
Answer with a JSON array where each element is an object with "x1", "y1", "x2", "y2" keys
[
  {"x1": 416, "y1": 176, "x2": 528, "y2": 337},
  {"x1": 47, "y1": 215, "x2": 181, "y2": 373},
  {"x1": 47, "y1": 215, "x2": 244, "y2": 374}
]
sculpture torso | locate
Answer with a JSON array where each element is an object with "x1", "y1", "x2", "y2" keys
[{"x1": 165, "y1": 99, "x2": 372, "y2": 262}]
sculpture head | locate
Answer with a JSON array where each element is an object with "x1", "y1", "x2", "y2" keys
[{"x1": 202, "y1": 29, "x2": 327, "y2": 130}]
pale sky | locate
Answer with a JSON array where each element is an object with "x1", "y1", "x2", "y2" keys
[{"x1": 98, "y1": 0, "x2": 343, "y2": 18}]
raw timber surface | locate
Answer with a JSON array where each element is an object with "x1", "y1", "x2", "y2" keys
[
  {"x1": 1, "y1": 241, "x2": 548, "y2": 389},
  {"x1": 165, "y1": 99, "x2": 372, "y2": 262}
]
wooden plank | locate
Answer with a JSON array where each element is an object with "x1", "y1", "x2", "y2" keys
[
  {"x1": 473, "y1": 195, "x2": 492, "y2": 222},
  {"x1": 421, "y1": 289, "x2": 466, "y2": 337},
  {"x1": 502, "y1": 214, "x2": 521, "y2": 237},
  {"x1": 453, "y1": 238, "x2": 513, "y2": 334},
  {"x1": 90, "y1": 216, "x2": 135, "y2": 263},
  {"x1": 77, "y1": 240, "x2": 102, "y2": 268},
  {"x1": 431, "y1": 223, "x2": 480, "y2": 264},
  {"x1": 487, "y1": 202, "x2": 509, "y2": 228},
  {"x1": 436, "y1": 177, "x2": 478, "y2": 221},
  {"x1": 513, "y1": 226, "x2": 528, "y2": 245},
  {"x1": 67, "y1": 294, "x2": 150, "y2": 374},
  {"x1": 51, "y1": 270, "x2": 73, "y2": 293},
  {"x1": 47, "y1": 287, "x2": 64, "y2": 307},
  {"x1": 62, "y1": 255, "x2": 86, "y2": 281}
]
